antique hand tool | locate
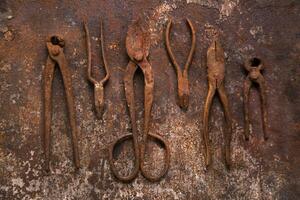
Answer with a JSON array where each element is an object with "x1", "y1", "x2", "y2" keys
[
  {"x1": 202, "y1": 39, "x2": 232, "y2": 169},
  {"x1": 109, "y1": 19, "x2": 170, "y2": 182},
  {"x1": 84, "y1": 20, "x2": 110, "y2": 118},
  {"x1": 44, "y1": 36, "x2": 80, "y2": 171},
  {"x1": 243, "y1": 57, "x2": 268, "y2": 141},
  {"x1": 165, "y1": 18, "x2": 196, "y2": 110}
]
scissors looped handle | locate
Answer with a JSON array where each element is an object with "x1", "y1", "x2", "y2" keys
[
  {"x1": 109, "y1": 132, "x2": 170, "y2": 182},
  {"x1": 140, "y1": 132, "x2": 170, "y2": 182},
  {"x1": 109, "y1": 134, "x2": 140, "y2": 182}
]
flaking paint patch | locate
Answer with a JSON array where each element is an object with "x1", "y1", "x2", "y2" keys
[
  {"x1": 220, "y1": 0, "x2": 239, "y2": 18},
  {"x1": 186, "y1": 0, "x2": 239, "y2": 20},
  {"x1": 149, "y1": 2, "x2": 177, "y2": 45}
]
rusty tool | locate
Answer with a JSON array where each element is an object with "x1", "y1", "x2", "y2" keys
[
  {"x1": 43, "y1": 36, "x2": 80, "y2": 171},
  {"x1": 202, "y1": 39, "x2": 232, "y2": 169},
  {"x1": 109, "y1": 19, "x2": 170, "y2": 182},
  {"x1": 165, "y1": 18, "x2": 196, "y2": 110},
  {"x1": 243, "y1": 57, "x2": 268, "y2": 141},
  {"x1": 84, "y1": 20, "x2": 110, "y2": 118}
]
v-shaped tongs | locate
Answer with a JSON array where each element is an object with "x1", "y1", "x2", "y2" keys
[
  {"x1": 243, "y1": 57, "x2": 268, "y2": 141},
  {"x1": 84, "y1": 20, "x2": 110, "y2": 118},
  {"x1": 202, "y1": 40, "x2": 232, "y2": 169},
  {"x1": 165, "y1": 18, "x2": 196, "y2": 110}
]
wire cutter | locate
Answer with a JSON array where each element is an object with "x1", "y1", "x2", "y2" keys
[
  {"x1": 43, "y1": 36, "x2": 80, "y2": 171},
  {"x1": 109, "y1": 19, "x2": 170, "y2": 182},
  {"x1": 165, "y1": 18, "x2": 196, "y2": 110},
  {"x1": 202, "y1": 39, "x2": 232, "y2": 169},
  {"x1": 243, "y1": 57, "x2": 268, "y2": 141},
  {"x1": 84, "y1": 20, "x2": 110, "y2": 119}
]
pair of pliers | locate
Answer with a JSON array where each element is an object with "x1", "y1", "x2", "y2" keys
[
  {"x1": 165, "y1": 18, "x2": 196, "y2": 110},
  {"x1": 243, "y1": 57, "x2": 268, "y2": 141},
  {"x1": 83, "y1": 20, "x2": 110, "y2": 119},
  {"x1": 43, "y1": 36, "x2": 80, "y2": 171},
  {"x1": 202, "y1": 40, "x2": 232, "y2": 169},
  {"x1": 109, "y1": 19, "x2": 170, "y2": 182}
]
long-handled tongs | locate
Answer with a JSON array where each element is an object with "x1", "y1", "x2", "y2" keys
[
  {"x1": 84, "y1": 20, "x2": 110, "y2": 118},
  {"x1": 165, "y1": 18, "x2": 196, "y2": 110}
]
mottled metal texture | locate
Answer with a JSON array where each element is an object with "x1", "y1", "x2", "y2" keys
[{"x1": 0, "y1": 0, "x2": 299, "y2": 199}]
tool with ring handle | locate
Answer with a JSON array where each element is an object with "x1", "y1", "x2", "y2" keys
[{"x1": 109, "y1": 19, "x2": 170, "y2": 182}]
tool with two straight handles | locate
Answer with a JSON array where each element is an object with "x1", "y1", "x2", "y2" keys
[
  {"x1": 243, "y1": 57, "x2": 268, "y2": 141},
  {"x1": 43, "y1": 36, "x2": 80, "y2": 172},
  {"x1": 202, "y1": 39, "x2": 232, "y2": 169}
]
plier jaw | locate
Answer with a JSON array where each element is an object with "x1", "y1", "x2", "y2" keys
[
  {"x1": 177, "y1": 76, "x2": 189, "y2": 110},
  {"x1": 94, "y1": 83, "x2": 105, "y2": 119},
  {"x1": 46, "y1": 35, "x2": 65, "y2": 58}
]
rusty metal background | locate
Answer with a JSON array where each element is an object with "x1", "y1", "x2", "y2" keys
[{"x1": 0, "y1": 0, "x2": 299, "y2": 199}]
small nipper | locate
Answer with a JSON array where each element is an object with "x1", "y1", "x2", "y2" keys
[{"x1": 243, "y1": 57, "x2": 268, "y2": 141}]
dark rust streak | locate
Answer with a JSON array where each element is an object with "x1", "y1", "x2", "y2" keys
[
  {"x1": 84, "y1": 19, "x2": 110, "y2": 119},
  {"x1": 243, "y1": 57, "x2": 268, "y2": 141},
  {"x1": 109, "y1": 19, "x2": 170, "y2": 182},
  {"x1": 202, "y1": 39, "x2": 232, "y2": 169},
  {"x1": 44, "y1": 35, "x2": 80, "y2": 172},
  {"x1": 165, "y1": 18, "x2": 196, "y2": 110}
]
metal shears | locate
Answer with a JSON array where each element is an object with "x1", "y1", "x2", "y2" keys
[{"x1": 109, "y1": 19, "x2": 170, "y2": 182}]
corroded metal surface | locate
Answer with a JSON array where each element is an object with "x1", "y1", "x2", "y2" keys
[{"x1": 0, "y1": 0, "x2": 300, "y2": 199}]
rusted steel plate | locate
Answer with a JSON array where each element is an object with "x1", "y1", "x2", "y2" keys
[{"x1": 0, "y1": 0, "x2": 299, "y2": 199}]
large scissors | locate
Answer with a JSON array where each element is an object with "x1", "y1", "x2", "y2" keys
[{"x1": 109, "y1": 19, "x2": 170, "y2": 182}]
